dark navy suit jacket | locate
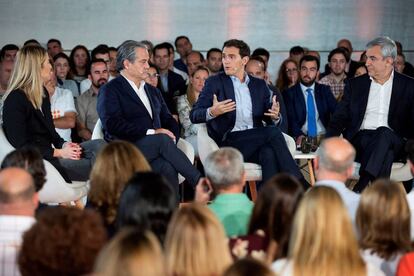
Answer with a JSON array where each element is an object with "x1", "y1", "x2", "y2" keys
[
  {"x1": 284, "y1": 82, "x2": 337, "y2": 138},
  {"x1": 97, "y1": 75, "x2": 179, "y2": 143},
  {"x1": 326, "y1": 72, "x2": 414, "y2": 140},
  {"x1": 190, "y1": 72, "x2": 275, "y2": 145}
]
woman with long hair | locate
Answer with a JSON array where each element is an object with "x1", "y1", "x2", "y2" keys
[
  {"x1": 87, "y1": 141, "x2": 151, "y2": 236},
  {"x1": 2, "y1": 45, "x2": 104, "y2": 182},
  {"x1": 275, "y1": 59, "x2": 299, "y2": 92},
  {"x1": 165, "y1": 203, "x2": 232, "y2": 276},
  {"x1": 357, "y1": 180, "x2": 411, "y2": 276},
  {"x1": 69, "y1": 44, "x2": 90, "y2": 83},
  {"x1": 230, "y1": 174, "x2": 304, "y2": 263},
  {"x1": 272, "y1": 186, "x2": 383, "y2": 276},
  {"x1": 176, "y1": 65, "x2": 210, "y2": 155},
  {"x1": 53, "y1": 52, "x2": 79, "y2": 97}
]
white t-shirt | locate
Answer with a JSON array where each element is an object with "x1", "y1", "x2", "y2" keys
[{"x1": 50, "y1": 87, "x2": 77, "y2": 141}]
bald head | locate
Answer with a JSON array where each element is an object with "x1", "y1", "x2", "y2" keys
[
  {"x1": 318, "y1": 137, "x2": 356, "y2": 174},
  {"x1": 0, "y1": 167, "x2": 35, "y2": 204},
  {"x1": 337, "y1": 39, "x2": 353, "y2": 54}
]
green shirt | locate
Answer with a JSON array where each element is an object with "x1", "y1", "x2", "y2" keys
[{"x1": 208, "y1": 193, "x2": 254, "y2": 237}]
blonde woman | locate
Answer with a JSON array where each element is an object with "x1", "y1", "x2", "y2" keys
[
  {"x1": 165, "y1": 203, "x2": 232, "y2": 276},
  {"x1": 176, "y1": 65, "x2": 210, "y2": 155},
  {"x1": 272, "y1": 186, "x2": 384, "y2": 276},
  {"x1": 87, "y1": 141, "x2": 151, "y2": 237},
  {"x1": 2, "y1": 45, "x2": 104, "y2": 183},
  {"x1": 94, "y1": 228, "x2": 166, "y2": 276},
  {"x1": 357, "y1": 180, "x2": 411, "y2": 276}
]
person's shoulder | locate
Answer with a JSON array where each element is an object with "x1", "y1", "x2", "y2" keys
[
  {"x1": 395, "y1": 70, "x2": 414, "y2": 84},
  {"x1": 4, "y1": 89, "x2": 27, "y2": 103},
  {"x1": 55, "y1": 87, "x2": 73, "y2": 98}
]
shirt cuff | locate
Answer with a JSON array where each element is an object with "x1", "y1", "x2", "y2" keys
[
  {"x1": 273, "y1": 114, "x2": 282, "y2": 125},
  {"x1": 146, "y1": 129, "x2": 155, "y2": 135},
  {"x1": 206, "y1": 108, "x2": 214, "y2": 121}
]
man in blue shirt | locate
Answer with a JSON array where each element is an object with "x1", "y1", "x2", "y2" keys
[{"x1": 190, "y1": 39, "x2": 307, "y2": 188}]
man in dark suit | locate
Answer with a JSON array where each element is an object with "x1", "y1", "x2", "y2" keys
[
  {"x1": 326, "y1": 36, "x2": 414, "y2": 192},
  {"x1": 97, "y1": 40, "x2": 200, "y2": 194},
  {"x1": 284, "y1": 55, "x2": 337, "y2": 145},
  {"x1": 190, "y1": 39, "x2": 307, "y2": 188},
  {"x1": 153, "y1": 43, "x2": 187, "y2": 117}
]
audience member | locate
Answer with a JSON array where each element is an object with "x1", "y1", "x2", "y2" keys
[
  {"x1": 165, "y1": 203, "x2": 232, "y2": 276},
  {"x1": 2, "y1": 45, "x2": 104, "y2": 182},
  {"x1": 44, "y1": 70, "x2": 77, "y2": 142},
  {"x1": 223, "y1": 258, "x2": 276, "y2": 276},
  {"x1": 275, "y1": 58, "x2": 299, "y2": 92},
  {"x1": 144, "y1": 63, "x2": 159, "y2": 87},
  {"x1": 153, "y1": 42, "x2": 187, "y2": 116},
  {"x1": 69, "y1": 44, "x2": 91, "y2": 82},
  {"x1": 46, "y1": 38, "x2": 62, "y2": 58},
  {"x1": 108, "y1": 46, "x2": 119, "y2": 78},
  {"x1": 0, "y1": 44, "x2": 19, "y2": 61},
  {"x1": 18, "y1": 207, "x2": 107, "y2": 276},
  {"x1": 336, "y1": 38, "x2": 359, "y2": 77},
  {"x1": 395, "y1": 53, "x2": 406, "y2": 74},
  {"x1": 1, "y1": 148, "x2": 46, "y2": 192},
  {"x1": 0, "y1": 59, "x2": 14, "y2": 97},
  {"x1": 314, "y1": 137, "x2": 359, "y2": 221},
  {"x1": 319, "y1": 47, "x2": 349, "y2": 101},
  {"x1": 272, "y1": 186, "x2": 383, "y2": 276},
  {"x1": 252, "y1": 47, "x2": 272, "y2": 83},
  {"x1": 395, "y1": 41, "x2": 414, "y2": 77},
  {"x1": 23, "y1": 39, "x2": 40, "y2": 46},
  {"x1": 164, "y1": 42, "x2": 188, "y2": 81},
  {"x1": 174, "y1": 35, "x2": 193, "y2": 73},
  {"x1": 354, "y1": 62, "x2": 368, "y2": 77},
  {"x1": 206, "y1": 47, "x2": 223, "y2": 74},
  {"x1": 327, "y1": 36, "x2": 414, "y2": 192},
  {"x1": 76, "y1": 58, "x2": 109, "y2": 141},
  {"x1": 176, "y1": 65, "x2": 210, "y2": 155},
  {"x1": 357, "y1": 180, "x2": 411, "y2": 276},
  {"x1": 186, "y1": 50, "x2": 205, "y2": 76},
  {"x1": 359, "y1": 50, "x2": 367, "y2": 63},
  {"x1": 0, "y1": 168, "x2": 37, "y2": 276},
  {"x1": 94, "y1": 228, "x2": 166, "y2": 276},
  {"x1": 97, "y1": 40, "x2": 200, "y2": 192},
  {"x1": 87, "y1": 141, "x2": 151, "y2": 236},
  {"x1": 284, "y1": 55, "x2": 336, "y2": 145},
  {"x1": 190, "y1": 39, "x2": 307, "y2": 187},
  {"x1": 289, "y1": 46, "x2": 305, "y2": 65},
  {"x1": 230, "y1": 174, "x2": 303, "y2": 262},
  {"x1": 53, "y1": 52, "x2": 79, "y2": 97},
  {"x1": 245, "y1": 55, "x2": 288, "y2": 133},
  {"x1": 116, "y1": 172, "x2": 178, "y2": 243},
  {"x1": 306, "y1": 50, "x2": 321, "y2": 61}
]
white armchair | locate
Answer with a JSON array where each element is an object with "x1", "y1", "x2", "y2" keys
[
  {"x1": 197, "y1": 124, "x2": 296, "y2": 201},
  {"x1": 0, "y1": 127, "x2": 88, "y2": 204}
]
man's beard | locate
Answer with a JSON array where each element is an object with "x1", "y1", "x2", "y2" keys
[
  {"x1": 300, "y1": 77, "x2": 316, "y2": 87},
  {"x1": 94, "y1": 79, "x2": 107, "y2": 88}
]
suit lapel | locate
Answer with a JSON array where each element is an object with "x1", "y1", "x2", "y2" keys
[
  {"x1": 357, "y1": 75, "x2": 371, "y2": 121},
  {"x1": 222, "y1": 74, "x2": 236, "y2": 102},
  {"x1": 388, "y1": 72, "x2": 402, "y2": 121},
  {"x1": 120, "y1": 77, "x2": 152, "y2": 119}
]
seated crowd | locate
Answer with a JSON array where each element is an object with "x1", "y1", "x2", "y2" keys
[{"x1": 0, "y1": 34, "x2": 414, "y2": 276}]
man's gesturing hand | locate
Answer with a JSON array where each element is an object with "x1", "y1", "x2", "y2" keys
[
  {"x1": 210, "y1": 94, "x2": 236, "y2": 117},
  {"x1": 264, "y1": 95, "x2": 280, "y2": 120}
]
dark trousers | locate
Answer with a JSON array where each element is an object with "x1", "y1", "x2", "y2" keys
[
  {"x1": 135, "y1": 134, "x2": 201, "y2": 195},
  {"x1": 56, "y1": 139, "x2": 107, "y2": 182},
  {"x1": 223, "y1": 126, "x2": 304, "y2": 188},
  {"x1": 351, "y1": 127, "x2": 405, "y2": 192}
]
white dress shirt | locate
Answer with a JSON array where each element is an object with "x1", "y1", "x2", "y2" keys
[
  {"x1": 121, "y1": 73, "x2": 155, "y2": 135},
  {"x1": 360, "y1": 71, "x2": 394, "y2": 130}
]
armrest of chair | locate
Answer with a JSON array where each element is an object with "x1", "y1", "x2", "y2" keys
[
  {"x1": 197, "y1": 124, "x2": 219, "y2": 165},
  {"x1": 177, "y1": 138, "x2": 195, "y2": 164},
  {"x1": 282, "y1": 132, "x2": 296, "y2": 157},
  {"x1": 91, "y1": 119, "x2": 104, "y2": 140}
]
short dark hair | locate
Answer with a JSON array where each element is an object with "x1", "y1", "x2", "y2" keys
[
  {"x1": 0, "y1": 44, "x2": 19, "y2": 60},
  {"x1": 252, "y1": 47, "x2": 270, "y2": 60},
  {"x1": 222, "y1": 39, "x2": 250, "y2": 58},
  {"x1": 174, "y1": 35, "x2": 190, "y2": 47},
  {"x1": 299, "y1": 54, "x2": 320, "y2": 71},
  {"x1": 116, "y1": 172, "x2": 178, "y2": 244},
  {"x1": 91, "y1": 44, "x2": 109, "y2": 59},
  {"x1": 248, "y1": 55, "x2": 267, "y2": 71},
  {"x1": 188, "y1": 51, "x2": 205, "y2": 62},
  {"x1": 289, "y1": 46, "x2": 305, "y2": 55},
  {"x1": 1, "y1": 147, "x2": 46, "y2": 192},
  {"x1": 108, "y1": 46, "x2": 117, "y2": 52},
  {"x1": 47, "y1": 38, "x2": 61, "y2": 46},
  {"x1": 153, "y1": 42, "x2": 171, "y2": 56},
  {"x1": 89, "y1": 58, "x2": 107, "y2": 72},
  {"x1": 116, "y1": 40, "x2": 147, "y2": 72},
  {"x1": 23, "y1": 39, "x2": 40, "y2": 46},
  {"x1": 207, "y1": 48, "x2": 222, "y2": 59},
  {"x1": 328, "y1": 47, "x2": 350, "y2": 63}
]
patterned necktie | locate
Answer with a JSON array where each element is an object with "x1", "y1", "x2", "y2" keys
[{"x1": 307, "y1": 88, "x2": 317, "y2": 137}]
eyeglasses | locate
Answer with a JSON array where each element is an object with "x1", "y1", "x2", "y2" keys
[
  {"x1": 286, "y1": 68, "x2": 298, "y2": 73},
  {"x1": 148, "y1": 73, "x2": 159, "y2": 79}
]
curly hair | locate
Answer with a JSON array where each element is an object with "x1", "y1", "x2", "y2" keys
[
  {"x1": 88, "y1": 141, "x2": 151, "y2": 226},
  {"x1": 18, "y1": 207, "x2": 107, "y2": 276},
  {"x1": 275, "y1": 58, "x2": 298, "y2": 92}
]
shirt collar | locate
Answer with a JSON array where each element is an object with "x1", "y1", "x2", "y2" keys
[
  {"x1": 300, "y1": 82, "x2": 316, "y2": 93},
  {"x1": 369, "y1": 69, "x2": 394, "y2": 85},
  {"x1": 230, "y1": 73, "x2": 250, "y2": 85},
  {"x1": 121, "y1": 72, "x2": 146, "y2": 92}
]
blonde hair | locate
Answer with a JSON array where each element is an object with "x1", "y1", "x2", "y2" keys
[
  {"x1": 88, "y1": 141, "x2": 151, "y2": 225},
  {"x1": 289, "y1": 186, "x2": 366, "y2": 276},
  {"x1": 94, "y1": 228, "x2": 166, "y2": 276},
  {"x1": 357, "y1": 179, "x2": 411, "y2": 259},
  {"x1": 4, "y1": 45, "x2": 48, "y2": 109},
  {"x1": 165, "y1": 203, "x2": 232, "y2": 276},
  {"x1": 186, "y1": 65, "x2": 210, "y2": 107}
]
